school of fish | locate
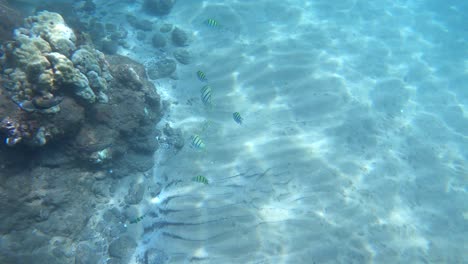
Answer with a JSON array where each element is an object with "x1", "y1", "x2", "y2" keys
[{"x1": 188, "y1": 18, "x2": 245, "y2": 186}]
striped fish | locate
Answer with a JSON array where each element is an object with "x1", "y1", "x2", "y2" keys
[
  {"x1": 200, "y1": 85, "x2": 213, "y2": 107},
  {"x1": 204, "y1": 18, "x2": 220, "y2": 28},
  {"x1": 196, "y1": 70, "x2": 208, "y2": 82},
  {"x1": 129, "y1": 214, "x2": 146, "y2": 224},
  {"x1": 190, "y1": 134, "x2": 205, "y2": 150},
  {"x1": 192, "y1": 175, "x2": 209, "y2": 185},
  {"x1": 233, "y1": 112, "x2": 243, "y2": 125}
]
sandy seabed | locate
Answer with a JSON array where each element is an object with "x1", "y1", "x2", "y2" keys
[{"x1": 112, "y1": 0, "x2": 467, "y2": 263}]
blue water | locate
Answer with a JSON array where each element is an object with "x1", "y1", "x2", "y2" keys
[
  {"x1": 7, "y1": 0, "x2": 467, "y2": 263},
  {"x1": 141, "y1": 1, "x2": 467, "y2": 263}
]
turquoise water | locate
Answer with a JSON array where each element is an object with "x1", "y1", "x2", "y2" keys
[
  {"x1": 143, "y1": 1, "x2": 467, "y2": 263},
  {"x1": 4, "y1": 0, "x2": 466, "y2": 263}
]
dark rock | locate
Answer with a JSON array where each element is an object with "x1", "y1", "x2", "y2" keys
[
  {"x1": 172, "y1": 134, "x2": 184, "y2": 150},
  {"x1": 159, "y1": 23, "x2": 173, "y2": 33},
  {"x1": 146, "y1": 59, "x2": 177, "y2": 79},
  {"x1": 162, "y1": 123, "x2": 176, "y2": 136},
  {"x1": 125, "y1": 181, "x2": 145, "y2": 205},
  {"x1": 0, "y1": 252, "x2": 63, "y2": 264},
  {"x1": 136, "y1": 31, "x2": 146, "y2": 41},
  {"x1": 126, "y1": 14, "x2": 153, "y2": 31},
  {"x1": 145, "y1": 89, "x2": 162, "y2": 109},
  {"x1": 73, "y1": 124, "x2": 117, "y2": 158},
  {"x1": 49, "y1": 97, "x2": 85, "y2": 137},
  {"x1": 101, "y1": 39, "x2": 119, "y2": 54},
  {"x1": 75, "y1": 242, "x2": 100, "y2": 264},
  {"x1": 145, "y1": 248, "x2": 168, "y2": 264},
  {"x1": 110, "y1": 30, "x2": 127, "y2": 41},
  {"x1": 173, "y1": 49, "x2": 191, "y2": 64},
  {"x1": 171, "y1": 27, "x2": 189, "y2": 46},
  {"x1": 89, "y1": 20, "x2": 106, "y2": 41},
  {"x1": 130, "y1": 135, "x2": 159, "y2": 154},
  {"x1": 38, "y1": 144, "x2": 75, "y2": 167},
  {"x1": 0, "y1": 38, "x2": 166, "y2": 263},
  {"x1": 36, "y1": 202, "x2": 90, "y2": 237},
  {"x1": 3, "y1": 229, "x2": 49, "y2": 252},
  {"x1": 91, "y1": 180, "x2": 110, "y2": 197},
  {"x1": 52, "y1": 246, "x2": 67, "y2": 259},
  {"x1": 163, "y1": 123, "x2": 184, "y2": 150},
  {"x1": 96, "y1": 220, "x2": 126, "y2": 239},
  {"x1": 111, "y1": 66, "x2": 144, "y2": 91},
  {"x1": 126, "y1": 14, "x2": 138, "y2": 27},
  {"x1": 108, "y1": 236, "x2": 137, "y2": 261},
  {"x1": 103, "y1": 207, "x2": 125, "y2": 223},
  {"x1": 0, "y1": 173, "x2": 35, "y2": 233},
  {"x1": 81, "y1": 0, "x2": 96, "y2": 13},
  {"x1": 151, "y1": 33, "x2": 166, "y2": 48},
  {"x1": 143, "y1": 0, "x2": 176, "y2": 16},
  {"x1": 125, "y1": 151, "x2": 155, "y2": 172},
  {"x1": 0, "y1": 166, "x2": 94, "y2": 244},
  {"x1": 105, "y1": 23, "x2": 117, "y2": 32}
]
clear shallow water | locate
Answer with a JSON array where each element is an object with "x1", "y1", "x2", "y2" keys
[
  {"x1": 2, "y1": 0, "x2": 468, "y2": 263},
  {"x1": 140, "y1": 0, "x2": 467, "y2": 263},
  {"x1": 7, "y1": 0, "x2": 465, "y2": 263}
]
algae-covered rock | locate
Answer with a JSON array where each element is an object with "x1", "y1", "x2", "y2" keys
[
  {"x1": 86, "y1": 70, "x2": 108, "y2": 102},
  {"x1": 71, "y1": 47, "x2": 112, "y2": 79},
  {"x1": 173, "y1": 49, "x2": 191, "y2": 65},
  {"x1": 1, "y1": 11, "x2": 112, "y2": 107},
  {"x1": 71, "y1": 48, "x2": 103, "y2": 74},
  {"x1": 171, "y1": 27, "x2": 189, "y2": 46},
  {"x1": 108, "y1": 236, "x2": 137, "y2": 262},
  {"x1": 146, "y1": 58, "x2": 176, "y2": 79},
  {"x1": 125, "y1": 181, "x2": 145, "y2": 205},
  {"x1": 143, "y1": 0, "x2": 176, "y2": 16}
]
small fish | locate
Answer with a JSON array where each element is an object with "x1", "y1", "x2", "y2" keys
[
  {"x1": 204, "y1": 18, "x2": 220, "y2": 28},
  {"x1": 129, "y1": 214, "x2": 146, "y2": 224},
  {"x1": 200, "y1": 85, "x2": 213, "y2": 107},
  {"x1": 192, "y1": 175, "x2": 209, "y2": 185},
  {"x1": 233, "y1": 112, "x2": 243, "y2": 125},
  {"x1": 190, "y1": 134, "x2": 205, "y2": 150},
  {"x1": 197, "y1": 70, "x2": 208, "y2": 82}
]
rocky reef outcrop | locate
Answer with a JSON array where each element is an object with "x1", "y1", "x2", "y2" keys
[
  {"x1": 143, "y1": 0, "x2": 176, "y2": 16},
  {"x1": 0, "y1": 11, "x2": 163, "y2": 170},
  {"x1": 0, "y1": 9, "x2": 172, "y2": 264}
]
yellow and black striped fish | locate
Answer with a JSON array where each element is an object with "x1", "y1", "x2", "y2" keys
[
  {"x1": 204, "y1": 18, "x2": 220, "y2": 28},
  {"x1": 200, "y1": 85, "x2": 213, "y2": 107},
  {"x1": 190, "y1": 134, "x2": 205, "y2": 150},
  {"x1": 192, "y1": 175, "x2": 209, "y2": 184},
  {"x1": 233, "y1": 112, "x2": 243, "y2": 125},
  {"x1": 196, "y1": 70, "x2": 208, "y2": 82}
]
